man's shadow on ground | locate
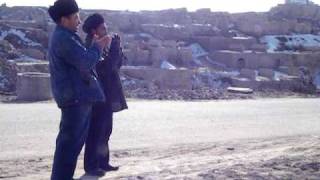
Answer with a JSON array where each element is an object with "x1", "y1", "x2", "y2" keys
[{"x1": 76, "y1": 174, "x2": 100, "y2": 180}]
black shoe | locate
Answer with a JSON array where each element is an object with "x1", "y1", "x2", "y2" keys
[
  {"x1": 85, "y1": 168, "x2": 106, "y2": 177},
  {"x1": 101, "y1": 165, "x2": 119, "y2": 172}
]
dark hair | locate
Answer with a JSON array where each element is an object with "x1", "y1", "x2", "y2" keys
[
  {"x1": 48, "y1": 0, "x2": 79, "y2": 23},
  {"x1": 82, "y1": 13, "x2": 105, "y2": 34}
]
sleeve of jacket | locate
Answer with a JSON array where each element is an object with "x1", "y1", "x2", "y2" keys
[
  {"x1": 58, "y1": 35, "x2": 102, "y2": 71},
  {"x1": 108, "y1": 48, "x2": 121, "y2": 72},
  {"x1": 118, "y1": 48, "x2": 126, "y2": 69}
]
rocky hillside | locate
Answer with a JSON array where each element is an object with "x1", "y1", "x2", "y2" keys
[
  {"x1": 1, "y1": 3, "x2": 320, "y2": 94},
  {"x1": 0, "y1": 3, "x2": 319, "y2": 60}
]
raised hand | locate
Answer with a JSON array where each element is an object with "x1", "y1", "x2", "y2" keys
[
  {"x1": 94, "y1": 35, "x2": 111, "y2": 51},
  {"x1": 110, "y1": 34, "x2": 121, "y2": 54}
]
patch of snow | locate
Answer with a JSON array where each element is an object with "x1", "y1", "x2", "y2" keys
[
  {"x1": 211, "y1": 70, "x2": 240, "y2": 78},
  {"x1": 173, "y1": 24, "x2": 183, "y2": 29},
  {"x1": 188, "y1": 43, "x2": 208, "y2": 58},
  {"x1": 212, "y1": 26, "x2": 221, "y2": 32},
  {"x1": 261, "y1": 34, "x2": 320, "y2": 53},
  {"x1": 193, "y1": 69, "x2": 223, "y2": 89},
  {"x1": 232, "y1": 36, "x2": 253, "y2": 40},
  {"x1": 204, "y1": 69, "x2": 240, "y2": 78},
  {"x1": 192, "y1": 23, "x2": 212, "y2": 27},
  {"x1": 122, "y1": 66, "x2": 150, "y2": 70},
  {"x1": 260, "y1": 36, "x2": 279, "y2": 53},
  {"x1": 143, "y1": 24, "x2": 185, "y2": 29},
  {"x1": 255, "y1": 70, "x2": 259, "y2": 77},
  {"x1": 218, "y1": 50, "x2": 242, "y2": 53},
  {"x1": 274, "y1": 71, "x2": 296, "y2": 81},
  {"x1": 193, "y1": 58, "x2": 203, "y2": 66},
  {"x1": 228, "y1": 24, "x2": 235, "y2": 29},
  {"x1": 160, "y1": 60, "x2": 176, "y2": 70},
  {"x1": 137, "y1": 33, "x2": 153, "y2": 39}
]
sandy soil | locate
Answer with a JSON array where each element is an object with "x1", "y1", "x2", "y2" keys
[
  {"x1": 0, "y1": 98, "x2": 320, "y2": 179},
  {"x1": 1, "y1": 135, "x2": 319, "y2": 179}
]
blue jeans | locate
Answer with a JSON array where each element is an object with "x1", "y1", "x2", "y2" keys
[{"x1": 51, "y1": 104, "x2": 92, "y2": 180}]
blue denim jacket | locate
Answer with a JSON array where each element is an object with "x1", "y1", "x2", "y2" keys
[{"x1": 48, "y1": 25, "x2": 105, "y2": 108}]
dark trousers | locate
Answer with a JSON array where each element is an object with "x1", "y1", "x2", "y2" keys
[
  {"x1": 84, "y1": 103, "x2": 113, "y2": 172},
  {"x1": 51, "y1": 104, "x2": 92, "y2": 180}
]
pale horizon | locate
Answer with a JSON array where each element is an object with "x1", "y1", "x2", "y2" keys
[{"x1": 0, "y1": 0, "x2": 320, "y2": 13}]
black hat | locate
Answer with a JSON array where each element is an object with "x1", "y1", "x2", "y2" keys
[
  {"x1": 82, "y1": 13, "x2": 105, "y2": 34},
  {"x1": 48, "y1": 0, "x2": 79, "y2": 23}
]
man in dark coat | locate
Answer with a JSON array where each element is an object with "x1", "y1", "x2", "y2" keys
[
  {"x1": 82, "y1": 13, "x2": 128, "y2": 177},
  {"x1": 47, "y1": 1, "x2": 110, "y2": 179}
]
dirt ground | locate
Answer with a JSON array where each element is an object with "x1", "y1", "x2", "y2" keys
[{"x1": 0, "y1": 98, "x2": 320, "y2": 179}]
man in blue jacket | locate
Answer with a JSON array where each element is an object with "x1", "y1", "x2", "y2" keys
[{"x1": 47, "y1": 0, "x2": 110, "y2": 179}]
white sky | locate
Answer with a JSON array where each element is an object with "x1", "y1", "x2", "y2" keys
[{"x1": 0, "y1": 0, "x2": 319, "y2": 12}]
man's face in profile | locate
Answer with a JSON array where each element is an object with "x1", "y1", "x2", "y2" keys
[
  {"x1": 61, "y1": 12, "x2": 81, "y2": 32},
  {"x1": 93, "y1": 23, "x2": 108, "y2": 38}
]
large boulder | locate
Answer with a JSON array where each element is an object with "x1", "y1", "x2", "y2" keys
[
  {"x1": 0, "y1": 40, "x2": 20, "y2": 59},
  {"x1": 22, "y1": 27, "x2": 49, "y2": 48},
  {"x1": 0, "y1": 58, "x2": 17, "y2": 92},
  {"x1": 1, "y1": 28, "x2": 43, "y2": 50},
  {"x1": 16, "y1": 72, "x2": 52, "y2": 101},
  {"x1": 20, "y1": 48, "x2": 45, "y2": 60}
]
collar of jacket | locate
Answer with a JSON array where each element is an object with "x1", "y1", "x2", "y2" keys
[{"x1": 56, "y1": 24, "x2": 77, "y2": 35}]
